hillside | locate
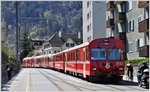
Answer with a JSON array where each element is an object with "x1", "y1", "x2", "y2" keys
[{"x1": 1, "y1": 1, "x2": 82, "y2": 39}]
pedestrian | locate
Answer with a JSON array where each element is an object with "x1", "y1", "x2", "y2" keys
[
  {"x1": 126, "y1": 61, "x2": 133, "y2": 81},
  {"x1": 5, "y1": 61, "x2": 13, "y2": 80}
]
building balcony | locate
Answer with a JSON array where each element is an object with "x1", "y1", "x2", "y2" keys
[
  {"x1": 106, "y1": 1, "x2": 115, "y2": 11},
  {"x1": 139, "y1": 18, "x2": 149, "y2": 32},
  {"x1": 115, "y1": 12, "x2": 125, "y2": 23},
  {"x1": 139, "y1": 45, "x2": 149, "y2": 57},
  {"x1": 106, "y1": 19, "x2": 114, "y2": 28},
  {"x1": 138, "y1": 1, "x2": 149, "y2": 8},
  {"x1": 114, "y1": 1, "x2": 125, "y2": 4}
]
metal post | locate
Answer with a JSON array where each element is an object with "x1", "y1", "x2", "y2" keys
[{"x1": 15, "y1": 2, "x2": 19, "y2": 62}]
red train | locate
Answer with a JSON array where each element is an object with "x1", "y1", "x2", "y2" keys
[{"x1": 22, "y1": 38, "x2": 125, "y2": 82}]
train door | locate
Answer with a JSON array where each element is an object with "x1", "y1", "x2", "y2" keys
[
  {"x1": 83, "y1": 48, "x2": 86, "y2": 78},
  {"x1": 65, "y1": 53, "x2": 67, "y2": 73}
]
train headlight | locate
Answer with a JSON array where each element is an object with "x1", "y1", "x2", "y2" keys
[
  {"x1": 118, "y1": 67, "x2": 124, "y2": 71},
  {"x1": 92, "y1": 67, "x2": 97, "y2": 70}
]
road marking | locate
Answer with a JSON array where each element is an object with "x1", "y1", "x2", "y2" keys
[{"x1": 26, "y1": 69, "x2": 31, "y2": 91}]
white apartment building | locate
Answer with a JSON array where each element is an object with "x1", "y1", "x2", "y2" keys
[
  {"x1": 83, "y1": 1, "x2": 106, "y2": 43},
  {"x1": 106, "y1": 1, "x2": 149, "y2": 60}
]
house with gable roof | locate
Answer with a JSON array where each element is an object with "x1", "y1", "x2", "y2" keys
[{"x1": 42, "y1": 31, "x2": 82, "y2": 55}]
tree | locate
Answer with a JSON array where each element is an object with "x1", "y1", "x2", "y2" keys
[
  {"x1": 20, "y1": 25, "x2": 33, "y2": 60},
  {"x1": 43, "y1": 10, "x2": 51, "y2": 24}
]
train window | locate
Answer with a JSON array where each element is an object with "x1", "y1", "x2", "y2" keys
[
  {"x1": 86, "y1": 48, "x2": 89, "y2": 60},
  {"x1": 77, "y1": 50, "x2": 80, "y2": 61},
  {"x1": 108, "y1": 49, "x2": 123, "y2": 60},
  {"x1": 91, "y1": 48, "x2": 106, "y2": 60},
  {"x1": 73, "y1": 52, "x2": 75, "y2": 61}
]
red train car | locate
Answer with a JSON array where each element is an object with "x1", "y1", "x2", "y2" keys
[
  {"x1": 52, "y1": 37, "x2": 125, "y2": 81},
  {"x1": 22, "y1": 38, "x2": 125, "y2": 82},
  {"x1": 53, "y1": 53, "x2": 65, "y2": 71},
  {"x1": 40, "y1": 55, "x2": 49, "y2": 68},
  {"x1": 22, "y1": 57, "x2": 32, "y2": 68},
  {"x1": 32, "y1": 55, "x2": 43, "y2": 68}
]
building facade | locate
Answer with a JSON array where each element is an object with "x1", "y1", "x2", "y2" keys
[
  {"x1": 83, "y1": 1, "x2": 106, "y2": 43},
  {"x1": 106, "y1": 1, "x2": 149, "y2": 60},
  {"x1": 30, "y1": 39, "x2": 45, "y2": 55},
  {"x1": 42, "y1": 31, "x2": 82, "y2": 55}
]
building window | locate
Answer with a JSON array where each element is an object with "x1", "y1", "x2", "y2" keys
[
  {"x1": 54, "y1": 51, "x2": 57, "y2": 53},
  {"x1": 71, "y1": 43, "x2": 74, "y2": 47},
  {"x1": 128, "y1": 42, "x2": 133, "y2": 53},
  {"x1": 110, "y1": 11, "x2": 114, "y2": 19},
  {"x1": 144, "y1": 8, "x2": 149, "y2": 19},
  {"x1": 87, "y1": 25, "x2": 90, "y2": 32},
  {"x1": 128, "y1": 1, "x2": 132, "y2": 11},
  {"x1": 87, "y1": 37, "x2": 90, "y2": 42},
  {"x1": 44, "y1": 44, "x2": 50, "y2": 49},
  {"x1": 49, "y1": 51, "x2": 51, "y2": 54},
  {"x1": 139, "y1": 38, "x2": 145, "y2": 47},
  {"x1": 128, "y1": 20, "x2": 134, "y2": 32},
  {"x1": 121, "y1": 3, "x2": 126, "y2": 12},
  {"x1": 135, "y1": 39, "x2": 139, "y2": 51},
  {"x1": 87, "y1": 1, "x2": 90, "y2": 8},
  {"x1": 66, "y1": 43, "x2": 69, "y2": 47},
  {"x1": 87, "y1": 13, "x2": 89, "y2": 20},
  {"x1": 138, "y1": 15, "x2": 143, "y2": 23},
  {"x1": 131, "y1": 20, "x2": 134, "y2": 31}
]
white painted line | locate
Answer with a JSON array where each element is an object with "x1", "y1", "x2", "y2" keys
[{"x1": 26, "y1": 69, "x2": 31, "y2": 91}]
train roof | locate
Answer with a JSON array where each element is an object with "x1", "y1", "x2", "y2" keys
[{"x1": 52, "y1": 42, "x2": 89, "y2": 56}]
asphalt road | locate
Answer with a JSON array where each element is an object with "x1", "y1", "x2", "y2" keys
[{"x1": 2, "y1": 68, "x2": 149, "y2": 91}]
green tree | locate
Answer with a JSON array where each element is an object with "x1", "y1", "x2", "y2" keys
[
  {"x1": 44, "y1": 10, "x2": 51, "y2": 24},
  {"x1": 20, "y1": 25, "x2": 33, "y2": 61}
]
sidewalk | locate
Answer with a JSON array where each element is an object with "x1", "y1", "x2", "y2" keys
[
  {"x1": 123, "y1": 75, "x2": 138, "y2": 83},
  {"x1": 123, "y1": 65, "x2": 138, "y2": 83}
]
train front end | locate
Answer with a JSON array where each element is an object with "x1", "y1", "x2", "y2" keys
[{"x1": 89, "y1": 38, "x2": 125, "y2": 82}]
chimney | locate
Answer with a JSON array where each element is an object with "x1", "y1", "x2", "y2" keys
[{"x1": 58, "y1": 30, "x2": 62, "y2": 38}]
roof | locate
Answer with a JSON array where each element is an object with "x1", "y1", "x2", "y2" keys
[
  {"x1": 46, "y1": 32, "x2": 82, "y2": 47},
  {"x1": 46, "y1": 32, "x2": 64, "y2": 47},
  {"x1": 61, "y1": 33, "x2": 82, "y2": 45}
]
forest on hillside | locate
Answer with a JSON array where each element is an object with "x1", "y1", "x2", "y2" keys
[{"x1": 1, "y1": 1, "x2": 82, "y2": 39}]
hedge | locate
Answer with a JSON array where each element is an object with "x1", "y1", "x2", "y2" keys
[{"x1": 125, "y1": 58, "x2": 149, "y2": 65}]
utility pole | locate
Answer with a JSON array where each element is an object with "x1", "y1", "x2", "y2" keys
[{"x1": 15, "y1": 2, "x2": 19, "y2": 63}]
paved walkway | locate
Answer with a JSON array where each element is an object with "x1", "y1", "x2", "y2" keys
[
  {"x1": 2, "y1": 68, "x2": 148, "y2": 92},
  {"x1": 123, "y1": 65, "x2": 138, "y2": 83}
]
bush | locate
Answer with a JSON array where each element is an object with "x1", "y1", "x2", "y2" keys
[{"x1": 125, "y1": 58, "x2": 149, "y2": 65}]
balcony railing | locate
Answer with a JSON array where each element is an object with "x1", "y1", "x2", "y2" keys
[
  {"x1": 106, "y1": 1, "x2": 115, "y2": 11},
  {"x1": 139, "y1": 45, "x2": 149, "y2": 57},
  {"x1": 106, "y1": 19, "x2": 114, "y2": 28},
  {"x1": 139, "y1": 18, "x2": 149, "y2": 32},
  {"x1": 138, "y1": 1, "x2": 149, "y2": 8},
  {"x1": 115, "y1": 12, "x2": 125, "y2": 23}
]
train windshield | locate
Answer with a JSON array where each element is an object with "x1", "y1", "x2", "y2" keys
[
  {"x1": 108, "y1": 48, "x2": 123, "y2": 60},
  {"x1": 91, "y1": 48, "x2": 106, "y2": 60}
]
